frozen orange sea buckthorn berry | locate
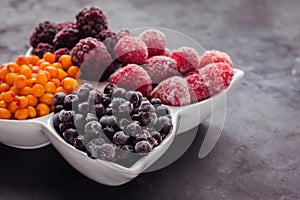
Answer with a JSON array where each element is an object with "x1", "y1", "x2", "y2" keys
[
  {"x1": 57, "y1": 68, "x2": 67, "y2": 80},
  {"x1": 31, "y1": 84, "x2": 45, "y2": 97},
  {"x1": 52, "y1": 62, "x2": 62, "y2": 69},
  {"x1": 59, "y1": 55, "x2": 72, "y2": 70},
  {"x1": 36, "y1": 103, "x2": 50, "y2": 117},
  {"x1": 14, "y1": 74, "x2": 28, "y2": 88},
  {"x1": 20, "y1": 86, "x2": 32, "y2": 96},
  {"x1": 67, "y1": 66, "x2": 80, "y2": 78},
  {"x1": 0, "y1": 108, "x2": 11, "y2": 119},
  {"x1": 5, "y1": 72, "x2": 18, "y2": 85},
  {"x1": 39, "y1": 61, "x2": 51, "y2": 70},
  {"x1": 15, "y1": 108, "x2": 29, "y2": 120},
  {"x1": 28, "y1": 55, "x2": 40, "y2": 66},
  {"x1": 55, "y1": 86, "x2": 67, "y2": 94},
  {"x1": 3, "y1": 91, "x2": 16, "y2": 103},
  {"x1": 26, "y1": 94, "x2": 38, "y2": 106},
  {"x1": 39, "y1": 93, "x2": 54, "y2": 105},
  {"x1": 50, "y1": 78, "x2": 60, "y2": 87},
  {"x1": 27, "y1": 106, "x2": 37, "y2": 118},
  {"x1": 7, "y1": 101, "x2": 18, "y2": 113},
  {"x1": 45, "y1": 66, "x2": 58, "y2": 78},
  {"x1": 17, "y1": 96, "x2": 29, "y2": 108},
  {"x1": 16, "y1": 55, "x2": 29, "y2": 66},
  {"x1": 36, "y1": 72, "x2": 48, "y2": 85},
  {"x1": 20, "y1": 65, "x2": 32, "y2": 78},
  {"x1": 44, "y1": 82, "x2": 56, "y2": 94},
  {"x1": 61, "y1": 77, "x2": 78, "y2": 93},
  {"x1": 7, "y1": 62, "x2": 20, "y2": 73},
  {"x1": 0, "y1": 83, "x2": 10, "y2": 93},
  {"x1": 43, "y1": 52, "x2": 56, "y2": 64},
  {"x1": 10, "y1": 85, "x2": 20, "y2": 95},
  {"x1": 0, "y1": 100, "x2": 7, "y2": 108}
]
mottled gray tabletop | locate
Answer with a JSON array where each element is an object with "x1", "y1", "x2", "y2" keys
[{"x1": 0, "y1": 0, "x2": 299, "y2": 199}]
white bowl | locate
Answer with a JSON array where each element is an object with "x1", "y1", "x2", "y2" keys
[
  {"x1": 40, "y1": 68, "x2": 244, "y2": 186},
  {"x1": 0, "y1": 114, "x2": 51, "y2": 149}
]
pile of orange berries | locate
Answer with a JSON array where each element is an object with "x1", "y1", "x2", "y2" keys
[{"x1": 0, "y1": 53, "x2": 81, "y2": 120}]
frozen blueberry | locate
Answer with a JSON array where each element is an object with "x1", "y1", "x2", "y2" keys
[
  {"x1": 63, "y1": 128, "x2": 78, "y2": 144},
  {"x1": 78, "y1": 102, "x2": 90, "y2": 115},
  {"x1": 111, "y1": 98, "x2": 126, "y2": 111},
  {"x1": 134, "y1": 141, "x2": 152, "y2": 153},
  {"x1": 138, "y1": 111, "x2": 151, "y2": 126},
  {"x1": 103, "y1": 107, "x2": 113, "y2": 116},
  {"x1": 88, "y1": 89, "x2": 103, "y2": 105},
  {"x1": 94, "y1": 104, "x2": 104, "y2": 119},
  {"x1": 103, "y1": 83, "x2": 117, "y2": 95},
  {"x1": 118, "y1": 101, "x2": 133, "y2": 117},
  {"x1": 58, "y1": 110, "x2": 75, "y2": 125},
  {"x1": 53, "y1": 92, "x2": 66, "y2": 106},
  {"x1": 125, "y1": 91, "x2": 142, "y2": 108},
  {"x1": 80, "y1": 83, "x2": 94, "y2": 91},
  {"x1": 85, "y1": 121, "x2": 102, "y2": 137},
  {"x1": 63, "y1": 94, "x2": 79, "y2": 110},
  {"x1": 124, "y1": 122, "x2": 141, "y2": 137},
  {"x1": 54, "y1": 105, "x2": 64, "y2": 114},
  {"x1": 77, "y1": 87, "x2": 90, "y2": 102},
  {"x1": 74, "y1": 114, "x2": 85, "y2": 128},
  {"x1": 87, "y1": 137, "x2": 106, "y2": 159},
  {"x1": 102, "y1": 95, "x2": 111, "y2": 108},
  {"x1": 135, "y1": 129, "x2": 151, "y2": 142},
  {"x1": 118, "y1": 118, "x2": 131, "y2": 130},
  {"x1": 85, "y1": 113, "x2": 98, "y2": 122},
  {"x1": 150, "y1": 98, "x2": 161, "y2": 107},
  {"x1": 99, "y1": 115, "x2": 118, "y2": 130},
  {"x1": 98, "y1": 143, "x2": 115, "y2": 160},
  {"x1": 53, "y1": 113, "x2": 61, "y2": 133},
  {"x1": 155, "y1": 105, "x2": 171, "y2": 117},
  {"x1": 155, "y1": 116, "x2": 173, "y2": 135},
  {"x1": 151, "y1": 131, "x2": 162, "y2": 144},
  {"x1": 139, "y1": 101, "x2": 155, "y2": 113},
  {"x1": 74, "y1": 135, "x2": 87, "y2": 152},
  {"x1": 112, "y1": 88, "x2": 126, "y2": 99},
  {"x1": 102, "y1": 127, "x2": 115, "y2": 141},
  {"x1": 113, "y1": 131, "x2": 130, "y2": 145},
  {"x1": 147, "y1": 137, "x2": 158, "y2": 147},
  {"x1": 59, "y1": 123, "x2": 73, "y2": 134}
]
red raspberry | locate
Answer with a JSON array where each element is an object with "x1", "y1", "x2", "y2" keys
[
  {"x1": 198, "y1": 50, "x2": 233, "y2": 68},
  {"x1": 151, "y1": 76, "x2": 191, "y2": 106},
  {"x1": 139, "y1": 29, "x2": 167, "y2": 57},
  {"x1": 114, "y1": 35, "x2": 148, "y2": 64},
  {"x1": 110, "y1": 64, "x2": 152, "y2": 97},
  {"x1": 185, "y1": 72, "x2": 210, "y2": 103},
  {"x1": 162, "y1": 48, "x2": 171, "y2": 57},
  {"x1": 142, "y1": 56, "x2": 179, "y2": 85},
  {"x1": 200, "y1": 62, "x2": 234, "y2": 95},
  {"x1": 171, "y1": 47, "x2": 199, "y2": 75}
]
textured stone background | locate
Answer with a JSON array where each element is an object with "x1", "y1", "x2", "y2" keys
[{"x1": 1, "y1": 0, "x2": 300, "y2": 199}]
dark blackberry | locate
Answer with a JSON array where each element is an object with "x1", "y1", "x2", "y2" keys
[
  {"x1": 32, "y1": 43, "x2": 54, "y2": 58},
  {"x1": 53, "y1": 24, "x2": 80, "y2": 50},
  {"x1": 57, "y1": 21, "x2": 75, "y2": 31},
  {"x1": 102, "y1": 95, "x2": 111, "y2": 108},
  {"x1": 30, "y1": 21, "x2": 58, "y2": 48},
  {"x1": 70, "y1": 37, "x2": 112, "y2": 81},
  {"x1": 76, "y1": 6, "x2": 108, "y2": 38},
  {"x1": 54, "y1": 48, "x2": 70, "y2": 61},
  {"x1": 96, "y1": 29, "x2": 118, "y2": 57}
]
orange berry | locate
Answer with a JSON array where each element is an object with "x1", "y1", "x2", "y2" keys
[
  {"x1": 32, "y1": 66, "x2": 40, "y2": 73},
  {"x1": 50, "y1": 104, "x2": 55, "y2": 112},
  {"x1": 45, "y1": 66, "x2": 58, "y2": 78},
  {"x1": 15, "y1": 108, "x2": 29, "y2": 120},
  {"x1": 59, "y1": 55, "x2": 72, "y2": 70},
  {"x1": 3, "y1": 91, "x2": 16, "y2": 103},
  {"x1": 0, "y1": 100, "x2": 7, "y2": 108},
  {"x1": 36, "y1": 72, "x2": 48, "y2": 85},
  {"x1": 20, "y1": 86, "x2": 32, "y2": 96},
  {"x1": 52, "y1": 62, "x2": 62, "y2": 69},
  {"x1": 36, "y1": 103, "x2": 50, "y2": 117},
  {"x1": 39, "y1": 61, "x2": 51, "y2": 70},
  {"x1": 57, "y1": 68, "x2": 67, "y2": 80},
  {"x1": 39, "y1": 93, "x2": 54, "y2": 105},
  {"x1": 17, "y1": 96, "x2": 29, "y2": 108},
  {"x1": 5, "y1": 72, "x2": 18, "y2": 85},
  {"x1": 28, "y1": 55, "x2": 40, "y2": 66},
  {"x1": 61, "y1": 77, "x2": 78, "y2": 93},
  {"x1": 20, "y1": 65, "x2": 32, "y2": 78},
  {"x1": 43, "y1": 52, "x2": 56, "y2": 64},
  {"x1": 44, "y1": 82, "x2": 56, "y2": 94},
  {"x1": 0, "y1": 108, "x2": 11, "y2": 119},
  {"x1": 0, "y1": 93, "x2": 3, "y2": 101},
  {"x1": 27, "y1": 77, "x2": 36, "y2": 87},
  {"x1": 7, "y1": 62, "x2": 20, "y2": 73},
  {"x1": 14, "y1": 74, "x2": 28, "y2": 88},
  {"x1": 67, "y1": 66, "x2": 81, "y2": 78},
  {"x1": 43, "y1": 70, "x2": 51, "y2": 80},
  {"x1": 10, "y1": 85, "x2": 20, "y2": 95},
  {"x1": 55, "y1": 86, "x2": 67, "y2": 94},
  {"x1": 0, "y1": 83, "x2": 10, "y2": 92},
  {"x1": 7, "y1": 101, "x2": 18, "y2": 113},
  {"x1": 26, "y1": 94, "x2": 38, "y2": 106},
  {"x1": 50, "y1": 78, "x2": 60, "y2": 87},
  {"x1": 0, "y1": 65, "x2": 8, "y2": 81},
  {"x1": 16, "y1": 55, "x2": 29, "y2": 66},
  {"x1": 31, "y1": 84, "x2": 45, "y2": 97},
  {"x1": 27, "y1": 106, "x2": 37, "y2": 118}
]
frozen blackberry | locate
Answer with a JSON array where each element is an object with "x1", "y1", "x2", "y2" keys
[
  {"x1": 57, "y1": 21, "x2": 75, "y2": 31},
  {"x1": 32, "y1": 43, "x2": 54, "y2": 58},
  {"x1": 96, "y1": 29, "x2": 118, "y2": 57},
  {"x1": 30, "y1": 21, "x2": 58, "y2": 48},
  {"x1": 76, "y1": 6, "x2": 108, "y2": 38},
  {"x1": 53, "y1": 24, "x2": 80, "y2": 50},
  {"x1": 70, "y1": 37, "x2": 112, "y2": 81},
  {"x1": 54, "y1": 48, "x2": 70, "y2": 61}
]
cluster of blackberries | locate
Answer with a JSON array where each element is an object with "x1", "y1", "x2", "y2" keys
[{"x1": 52, "y1": 83, "x2": 172, "y2": 166}]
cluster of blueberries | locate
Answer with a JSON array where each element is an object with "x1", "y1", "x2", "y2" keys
[{"x1": 52, "y1": 83, "x2": 173, "y2": 166}]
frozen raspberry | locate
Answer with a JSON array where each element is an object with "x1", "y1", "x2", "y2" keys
[
  {"x1": 171, "y1": 47, "x2": 199, "y2": 75},
  {"x1": 57, "y1": 21, "x2": 75, "y2": 31},
  {"x1": 53, "y1": 24, "x2": 80, "y2": 50},
  {"x1": 114, "y1": 35, "x2": 148, "y2": 64},
  {"x1": 185, "y1": 72, "x2": 210, "y2": 102},
  {"x1": 162, "y1": 48, "x2": 171, "y2": 57},
  {"x1": 109, "y1": 64, "x2": 152, "y2": 97},
  {"x1": 30, "y1": 21, "x2": 58, "y2": 48},
  {"x1": 76, "y1": 6, "x2": 108, "y2": 38},
  {"x1": 32, "y1": 43, "x2": 54, "y2": 58},
  {"x1": 96, "y1": 29, "x2": 118, "y2": 58},
  {"x1": 116, "y1": 28, "x2": 133, "y2": 40},
  {"x1": 54, "y1": 48, "x2": 70, "y2": 61},
  {"x1": 198, "y1": 50, "x2": 233, "y2": 69},
  {"x1": 200, "y1": 62, "x2": 234, "y2": 95},
  {"x1": 151, "y1": 76, "x2": 191, "y2": 106},
  {"x1": 139, "y1": 29, "x2": 167, "y2": 57},
  {"x1": 70, "y1": 37, "x2": 112, "y2": 81},
  {"x1": 142, "y1": 56, "x2": 178, "y2": 85}
]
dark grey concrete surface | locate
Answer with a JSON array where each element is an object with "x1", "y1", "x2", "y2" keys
[{"x1": 1, "y1": 0, "x2": 300, "y2": 199}]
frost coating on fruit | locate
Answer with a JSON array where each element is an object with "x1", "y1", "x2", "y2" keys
[
  {"x1": 53, "y1": 24, "x2": 80, "y2": 50},
  {"x1": 171, "y1": 47, "x2": 199, "y2": 75},
  {"x1": 109, "y1": 64, "x2": 152, "y2": 97},
  {"x1": 70, "y1": 37, "x2": 112, "y2": 81},
  {"x1": 151, "y1": 76, "x2": 191, "y2": 106},
  {"x1": 96, "y1": 29, "x2": 118, "y2": 58},
  {"x1": 142, "y1": 55, "x2": 179, "y2": 85},
  {"x1": 139, "y1": 29, "x2": 167, "y2": 57},
  {"x1": 30, "y1": 21, "x2": 58, "y2": 48},
  {"x1": 185, "y1": 72, "x2": 210, "y2": 102},
  {"x1": 114, "y1": 35, "x2": 148, "y2": 64},
  {"x1": 76, "y1": 6, "x2": 108, "y2": 38},
  {"x1": 198, "y1": 50, "x2": 233, "y2": 69}
]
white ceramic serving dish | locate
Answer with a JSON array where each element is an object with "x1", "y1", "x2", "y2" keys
[{"x1": 39, "y1": 68, "x2": 244, "y2": 186}]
